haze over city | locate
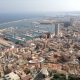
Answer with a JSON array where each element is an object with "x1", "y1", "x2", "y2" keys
[{"x1": 0, "y1": 0, "x2": 80, "y2": 80}]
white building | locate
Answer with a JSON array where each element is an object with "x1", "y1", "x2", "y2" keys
[{"x1": 3, "y1": 72, "x2": 20, "y2": 80}]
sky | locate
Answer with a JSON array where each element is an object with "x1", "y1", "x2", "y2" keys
[{"x1": 0, "y1": 0, "x2": 80, "y2": 14}]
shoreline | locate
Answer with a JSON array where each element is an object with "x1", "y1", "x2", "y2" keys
[{"x1": 0, "y1": 17, "x2": 43, "y2": 25}]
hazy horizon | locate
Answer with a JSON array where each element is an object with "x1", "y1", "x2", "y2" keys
[
  {"x1": 0, "y1": 0, "x2": 80, "y2": 24},
  {"x1": 0, "y1": 0, "x2": 80, "y2": 14}
]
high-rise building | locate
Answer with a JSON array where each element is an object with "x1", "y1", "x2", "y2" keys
[{"x1": 54, "y1": 23, "x2": 60, "y2": 36}]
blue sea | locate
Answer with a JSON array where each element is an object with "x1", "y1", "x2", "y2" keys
[
  {"x1": 0, "y1": 14, "x2": 55, "y2": 33},
  {"x1": 0, "y1": 14, "x2": 55, "y2": 42}
]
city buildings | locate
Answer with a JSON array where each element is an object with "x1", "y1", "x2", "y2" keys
[{"x1": 0, "y1": 16, "x2": 80, "y2": 80}]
